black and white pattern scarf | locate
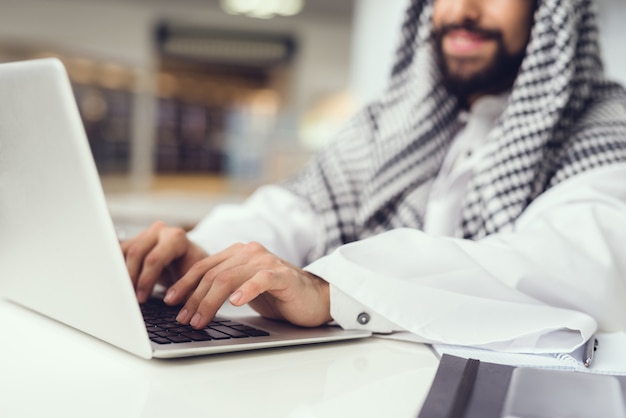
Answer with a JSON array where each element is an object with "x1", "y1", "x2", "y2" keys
[{"x1": 286, "y1": 0, "x2": 626, "y2": 263}]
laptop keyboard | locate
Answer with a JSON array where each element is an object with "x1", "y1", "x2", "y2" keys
[{"x1": 141, "y1": 299, "x2": 270, "y2": 345}]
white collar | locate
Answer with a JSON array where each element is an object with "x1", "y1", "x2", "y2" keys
[{"x1": 459, "y1": 92, "x2": 510, "y2": 125}]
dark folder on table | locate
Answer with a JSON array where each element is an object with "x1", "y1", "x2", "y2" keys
[{"x1": 418, "y1": 354, "x2": 626, "y2": 418}]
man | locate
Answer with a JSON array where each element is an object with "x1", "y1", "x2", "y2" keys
[{"x1": 122, "y1": 0, "x2": 626, "y2": 352}]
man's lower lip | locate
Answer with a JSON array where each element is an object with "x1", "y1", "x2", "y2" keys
[{"x1": 444, "y1": 32, "x2": 490, "y2": 55}]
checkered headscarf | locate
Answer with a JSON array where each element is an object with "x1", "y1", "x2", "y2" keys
[{"x1": 286, "y1": 0, "x2": 626, "y2": 263}]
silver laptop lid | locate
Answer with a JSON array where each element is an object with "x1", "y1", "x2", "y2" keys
[{"x1": 0, "y1": 58, "x2": 152, "y2": 359}]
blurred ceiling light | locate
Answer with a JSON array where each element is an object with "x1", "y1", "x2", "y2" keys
[
  {"x1": 157, "y1": 73, "x2": 179, "y2": 98},
  {"x1": 98, "y1": 63, "x2": 131, "y2": 90},
  {"x1": 66, "y1": 58, "x2": 96, "y2": 84},
  {"x1": 220, "y1": 0, "x2": 304, "y2": 19},
  {"x1": 80, "y1": 88, "x2": 108, "y2": 122},
  {"x1": 249, "y1": 89, "x2": 280, "y2": 115}
]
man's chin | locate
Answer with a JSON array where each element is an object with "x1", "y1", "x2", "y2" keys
[
  {"x1": 445, "y1": 57, "x2": 492, "y2": 81},
  {"x1": 441, "y1": 57, "x2": 521, "y2": 104},
  {"x1": 440, "y1": 70, "x2": 497, "y2": 105},
  {"x1": 436, "y1": 35, "x2": 526, "y2": 105}
]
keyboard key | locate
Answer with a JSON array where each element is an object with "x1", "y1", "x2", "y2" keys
[
  {"x1": 167, "y1": 335, "x2": 193, "y2": 343},
  {"x1": 229, "y1": 324, "x2": 270, "y2": 336},
  {"x1": 242, "y1": 329, "x2": 270, "y2": 337},
  {"x1": 230, "y1": 325, "x2": 256, "y2": 332},
  {"x1": 210, "y1": 325, "x2": 249, "y2": 338},
  {"x1": 140, "y1": 299, "x2": 270, "y2": 344},
  {"x1": 181, "y1": 332, "x2": 213, "y2": 342},
  {"x1": 160, "y1": 323, "x2": 180, "y2": 329},
  {"x1": 219, "y1": 320, "x2": 245, "y2": 327},
  {"x1": 170, "y1": 327, "x2": 194, "y2": 333},
  {"x1": 155, "y1": 331, "x2": 178, "y2": 338},
  {"x1": 204, "y1": 329, "x2": 232, "y2": 340}
]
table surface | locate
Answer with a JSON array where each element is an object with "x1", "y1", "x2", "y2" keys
[{"x1": 0, "y1": 298, "x2": 439, "y2": 418}]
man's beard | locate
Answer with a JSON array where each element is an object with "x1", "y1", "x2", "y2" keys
[{"x1": 433, "y1": 23, "x2": 526, "y2": 107}]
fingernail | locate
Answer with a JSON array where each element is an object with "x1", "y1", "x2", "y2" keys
[
  {"x1": 190, "y1": 313, "x2": 202, "y2": 328},
  {"x1": 163, "y1": 289, "x2": 175, "y2": 304},
  {"x1": 176, "y1": 308, "x2": 188, "y2": 323},
  {"x1": 137, "y1": 289, "x2": 147, "y2": 303},
  {"x1": 229, "y1": 291, "x2": 242, "y2": 305}
]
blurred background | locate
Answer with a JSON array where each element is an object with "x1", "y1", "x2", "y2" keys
[{"x1": 0, "y1": 0, "x2": 624, "y2": 231}]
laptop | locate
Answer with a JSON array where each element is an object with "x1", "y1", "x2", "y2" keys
[{"x1": 0, "y1": 58, "x2": 371, "y2": 359}]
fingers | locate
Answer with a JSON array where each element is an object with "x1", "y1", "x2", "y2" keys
[
  {"x1": 121, "y1": 221, "x2": 189, "y2": 303},
  {"x1": 136, "y1": 228, "x2": 189, "y2": 302},
  {"x1": 181, "y1": 269, "x2": 239, "y2": 328},
  {"x1": 231, "y1": 269, "x2": 284, "y2": 306},
  {"x1": 167, "y1": 242, "x2": 278, "y2": 329},
  {"x1": 163, "y1": 247, "x2": 234, "y2": 305},
  {"x1": 166, "y1": 248, "x2": 245, "y2": 328},
  {"x1": 180, "y1": 268, "x2": 282, "y2": 329},
  {"x1": 231, "y1": 268, "x2": 332, "y2": 327},
  {"x1": 120, "y1": 225, "x2": 158, "y2": 286},
  {"x1": 160, "y1": 241, "x2": 331, "y2": 330}
]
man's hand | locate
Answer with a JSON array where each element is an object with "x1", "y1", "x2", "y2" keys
[
  {"x1": 121, "y1": 221, "x2": 208, "y2": 303},
  {"x1": 163, "y1": 241, "x2": 332, "y2": 329}
]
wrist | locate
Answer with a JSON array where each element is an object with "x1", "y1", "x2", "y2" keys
[{"x1": 310, "y1": 273, "x2": 332, "y2": 325}]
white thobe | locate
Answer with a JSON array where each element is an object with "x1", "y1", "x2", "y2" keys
[{"x1": 188, "y1": 95, "x2": 626, "y2": 353}]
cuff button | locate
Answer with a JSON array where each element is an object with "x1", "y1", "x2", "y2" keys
[{"x1": 357, "y1": 312, "x2": 370, "y2": 325}]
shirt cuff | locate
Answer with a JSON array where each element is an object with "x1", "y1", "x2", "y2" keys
[{"x1": 329, "y1": 284, "x2": 402, "y2": 334}]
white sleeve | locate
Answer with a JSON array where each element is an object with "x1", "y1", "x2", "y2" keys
[
  {"x1": 187, "y1": 185, "x2": 320, "y2": 266},
  {"x1": 305, "y1": 163, "x2": 626, "y2": 353}
]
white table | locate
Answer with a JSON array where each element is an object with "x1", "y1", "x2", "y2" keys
[{"x1": 0, "y1": 299, "x2": 439, "y2": 418}]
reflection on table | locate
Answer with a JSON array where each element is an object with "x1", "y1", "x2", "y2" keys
[{"x1": 0, "y1": 299, "x2": 439, "y2": 418}]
